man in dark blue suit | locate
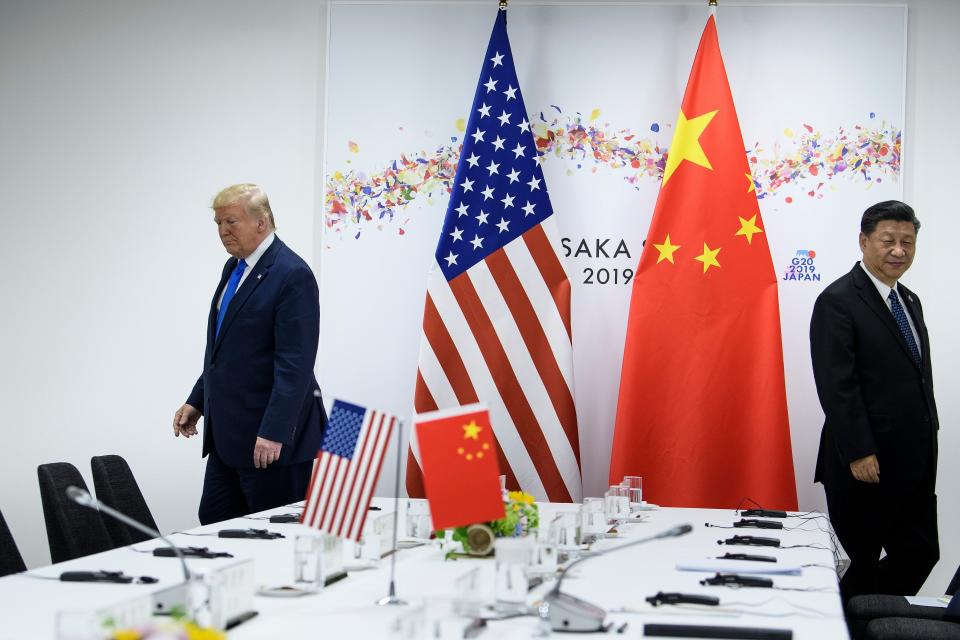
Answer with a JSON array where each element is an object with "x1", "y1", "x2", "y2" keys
[{"x1": 173, "y1": 184, "x2": 325, "y2": 525}]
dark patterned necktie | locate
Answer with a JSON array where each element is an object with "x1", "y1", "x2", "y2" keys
[{"x1": 888, "y1": 289, "x2": 921, "y2": 366}]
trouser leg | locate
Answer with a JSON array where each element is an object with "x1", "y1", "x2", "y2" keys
[{"x1": 198, "y1": 451, "x2": 249, "y2": 525}]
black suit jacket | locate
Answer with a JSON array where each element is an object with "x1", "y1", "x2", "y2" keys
[
  {"x1": 186, "y1": 236, "x2": 326, "y2": 469},
  {"x1": 810, "y1": 263, "x2": 938, "y2": 495}
]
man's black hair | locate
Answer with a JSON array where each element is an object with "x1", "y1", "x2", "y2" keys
[{"x1": 861, "y1": 200, "x2": 920, "y2": 235}]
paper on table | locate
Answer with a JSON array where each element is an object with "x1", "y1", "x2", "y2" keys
[
  {"x1": 676, "y1": 559, "x2": 802, "y2": 575},
  {"x1": 905, "y1": 596, "x2": 950, "y2": 608}
]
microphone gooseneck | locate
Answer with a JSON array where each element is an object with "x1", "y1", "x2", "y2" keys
[
  {"x1": 65, "y1": 486, "x2": 191, "y2": 583},
  {"x1": 551, "y1": 522, "x2": 693, "y2": 595},
  {"x1": 543, "y1": 520, "x2": 693, "y2": 632},
  {"x1": 65, "y1": 485, "x2": 93, "y2": 507}
]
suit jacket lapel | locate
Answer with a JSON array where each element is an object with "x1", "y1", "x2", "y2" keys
[
  {"x1": 900, "y1": 284, "x2": 929, "y2": 371},
  {"x1": 852, "y1": 265, "x2": 920, "y2": 370},
  {"x1": 212, "y1": 238, "x2": 284, "y2": 355},
  {"x1": 208, "y1": 259, "x2": 235, "y2": 346}
]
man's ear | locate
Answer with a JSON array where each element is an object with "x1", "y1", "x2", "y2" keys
[{"x1": 858, "y1": 232, "x2": 867, "y2": 252}]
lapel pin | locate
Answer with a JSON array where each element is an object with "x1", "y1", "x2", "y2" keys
[{"x1": 257, "y1": 274, "x2": 263, "y2": 280}]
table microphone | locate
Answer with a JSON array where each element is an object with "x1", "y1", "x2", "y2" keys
[
  {"x1": 544, "y1": 523, "x2": 693, "y2": 632},
  {"x1": 65, "y1": 486, "x2": 190, "y2": 614}
]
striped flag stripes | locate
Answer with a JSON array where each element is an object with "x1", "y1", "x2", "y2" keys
[
  {"x1": 302, "y1": 400, "x2": 396, "y2": 541},
  {"x1": 405, "y1": 8, "x2": 581, "y2": 503}
]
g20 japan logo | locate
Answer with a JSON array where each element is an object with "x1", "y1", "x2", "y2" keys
[{"x1": 783, "y1": 249, "x2": 821, "y2": 282}]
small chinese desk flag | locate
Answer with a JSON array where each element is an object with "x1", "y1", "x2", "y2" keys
[{"x1": 414, "y1": 404, "x2": 506, "y2": 531}]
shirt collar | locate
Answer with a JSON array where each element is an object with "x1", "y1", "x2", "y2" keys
[
  {"x1": 241, "y1": 232, "x2": 275, "y2": 270},
  {"x1": 859, "y1": 260, "x2": 899, "y2": 301}
]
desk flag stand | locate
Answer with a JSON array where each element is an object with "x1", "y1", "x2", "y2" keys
[{"x1": 376, "y1": 418, "x2": 407, "y2": 606}]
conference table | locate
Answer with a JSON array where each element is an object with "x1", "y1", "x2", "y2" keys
[{"x1": 0, "y1": 500, "x2": 848, "y2": 639}]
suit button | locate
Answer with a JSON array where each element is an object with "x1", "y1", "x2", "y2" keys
[{"x1": 921, "y1": 377, "x2": 926, "y2": 384}]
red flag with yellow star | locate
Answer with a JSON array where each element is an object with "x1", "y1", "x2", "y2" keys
[
  {"x1": 609, "y1": 14, "x2": 797, "y2": 510},
  {"x1": 414, "y1": 404, "x2": 506, "y2": 530}
]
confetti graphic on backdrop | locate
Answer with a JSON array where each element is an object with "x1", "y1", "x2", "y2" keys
[{"x1": 324, "y1": 107, "x2": 900, "y2": 241}]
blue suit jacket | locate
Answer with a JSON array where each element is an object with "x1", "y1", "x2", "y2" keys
[{"x1": 186, "y1": 237, "x2": 326, "y2": 469}]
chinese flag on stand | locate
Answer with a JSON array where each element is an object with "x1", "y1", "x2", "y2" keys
[
  {"x1": 415, "y1": 404, "x2": 506, "y2": 531},
  {"x1": 609, "y1": 14, "x2": 798, "y2": 510}
]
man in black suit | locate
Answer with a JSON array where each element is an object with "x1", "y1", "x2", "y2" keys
[
  {"x1": 172, "y1": 184, "x2": 325, "y2": 524},
  {"x1": 811, "y1": 200, "x2": 939, "y2": 600}
]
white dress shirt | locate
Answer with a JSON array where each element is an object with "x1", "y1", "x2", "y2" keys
[
  {"x1": 217, "y1": 232, "x2": 276, "y2": 310},
  {"x1": 859, "y1": 260, "x2": 921, "y2": 357}
]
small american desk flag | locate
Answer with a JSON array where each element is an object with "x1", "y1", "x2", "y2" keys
[{"x1": 301, "y1": 400, "x2": 396, "y2": 541}]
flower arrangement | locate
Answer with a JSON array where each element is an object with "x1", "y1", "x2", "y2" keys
[
  {"x1": 105, "y1": 619, "x2": 225, "y2": 640},
  {"x1": 449, "y1": 491, "x2": 539, "y2": 556}
]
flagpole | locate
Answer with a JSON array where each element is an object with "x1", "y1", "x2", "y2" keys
[
  {"x1": 376, "y1": 418, "x2": 406, "y2": 606},
  {"x1": 709, "y1": 0, "x2": 717, "y2": 18}
]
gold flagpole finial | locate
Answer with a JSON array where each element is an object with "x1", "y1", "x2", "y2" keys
[
  {"x1": 499, "y1": 0, "x2": 507, "y2": 10},
  {"x1": 708, "y1": 0, "x2": 717, "y2": 6}
]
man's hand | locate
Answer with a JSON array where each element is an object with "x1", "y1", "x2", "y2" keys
[
  {"x1": 254, "y1": 437, "x2": 282, "y2": 469},
  {"x1": 173, "y1": 404, "x2": 201, "y2": 438},
  {"x1": 850, "y1": 454, "x2": 880, "y2": 483}
]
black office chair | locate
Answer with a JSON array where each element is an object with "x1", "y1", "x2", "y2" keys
[
  {"x1": 848, "y1": 563, "x2": 960, "y2": 639},
  {"x1": 865, "y1": 618, "x2": 960, "y2": 639},
  {"x1": 0, "y1": 508, "x2": 26, "y2": 577},
  {"x1": 91, "y1": 455, "x2": 159, "y2": 547},
  {"x1": 37, "y1": 462, "x2": 113, "y2": 563}
]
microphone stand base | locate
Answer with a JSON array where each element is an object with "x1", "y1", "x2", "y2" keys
[
  {"x1": 544, "y1": 590, "x2": 607, "y2": 632},
  {"x1": 376, "y1": 595, "x2": 407, "y2": 606},
  {"x1": 151, "y1": 582, "x2": 188, "y2": 616}
]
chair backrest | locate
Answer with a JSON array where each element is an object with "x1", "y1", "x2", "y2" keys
[
  {"x1": 0, "y1": 508, "x2": 26, "y2": 577},
  {"x1": 90, "y1": 455, "x2": 159, "y2": 547},
  {"x1": 37, "y1": 462, "x2": 113, "y2": 563}
]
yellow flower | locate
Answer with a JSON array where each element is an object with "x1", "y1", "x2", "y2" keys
[
  {"x1": 184, "y1": 621, "x2": 226, "y2": 640},
  {"x1": 112, "y1": 631, "x2": 142, "y2": 640},
  {"x1": 507, "y1": 490, "x2": 535, "y2": 505}
]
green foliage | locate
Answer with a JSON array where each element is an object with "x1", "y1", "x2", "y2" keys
[{"x1": 438, "y1": 494, "x2": 540, "y2": 554}]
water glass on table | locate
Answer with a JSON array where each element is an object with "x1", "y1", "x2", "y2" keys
[
  {"x1": 580, "y1": 497, "x2": 607, "y2": 539},
  {"x1": 622, "y1": 475, "x2": 643, "y2": 506},
  {"x1": 604, "y1": 485, "x2": 631, "y2": 522},
  {"x1": 530, "y1": 523, "x2": 558, "y2": 574},
  {"x1": 552, "y1": 510, "x2": 581, "y2": 553},
  {"x1": 494, "y1": 536, "x2": 533, "y2": 605},
  {"x1": 405, "y1": 498, "x2": 432, "y2": 540},
  {"x1": 294, "y1": 534, "x2": 325, "y2": 592}
]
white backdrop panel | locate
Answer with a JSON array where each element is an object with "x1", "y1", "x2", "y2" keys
[{"x1": 320, "y1": 3, "x2": 905, "y2": 504}]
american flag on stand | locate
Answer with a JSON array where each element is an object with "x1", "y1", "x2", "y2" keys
[
  {"x1": 405, "y1": 8, "x2": 581, "y2": 503},
  {"x1": 301, "y1": 400, "x2": 396, "y2": 541}
]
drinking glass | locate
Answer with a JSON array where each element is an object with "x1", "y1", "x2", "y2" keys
[
  {"x1": 494, "y1": 537, "x2": 533, "y2": 605},
  {"x1": 622, "y1": 475, "x2": 643, "y2": 506}
]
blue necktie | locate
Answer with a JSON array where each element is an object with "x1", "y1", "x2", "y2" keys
[
  {"x1": 888, "y1": 289, "x2": 921, "y2": 366},
  {"x1": 216, "y1": 259, "x2": 247, "y2": 337}
]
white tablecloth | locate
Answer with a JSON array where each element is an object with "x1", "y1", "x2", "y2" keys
[{"x1": 0, "y1": 501, "x2": 847, "y2": 639}]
